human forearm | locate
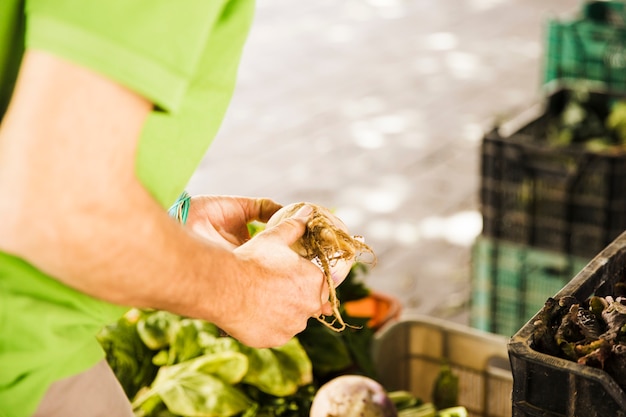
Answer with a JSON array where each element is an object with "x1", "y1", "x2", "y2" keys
[
  {"x1": 0, "y1": 183, "x2": 231, "y2": 319},
  {"x1": 0, "y1": 50, "x2": 241, "y2": 323},
  {"x1": 0, "y1": 50, "x2": 327, "y2": 347}
]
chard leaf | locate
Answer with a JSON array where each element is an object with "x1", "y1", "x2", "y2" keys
[
  {"x1": 136, "y1": 310, "x2": 181, "y2": 350},
  {"x1": 192, "y1": 351, "x2": 249, "y2": 385},
  {"x1": 297, "y1": 319, "x2": 353, "y2": 376},
  {"x1": 203, "y1": 335, "x2": 243, "y2": 355},
  {"x1": 241, "y1": 338, "x2": 312, "y2": 397},
  {"x1": 136, "y1": 372, "x2": 252, "y2": 417},
  {"x1": 97, "y1": 310, "x2": 159, "y2": 398},
  {"x1": 167, "y1": 318, "x2": 217, "y2": 365},
  {"x1": 133, "y1": 352, "x2": 252, "y2": 417}
]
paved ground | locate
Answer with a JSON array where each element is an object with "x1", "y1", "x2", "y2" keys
[{"x1": 188, "y1": 0, "x2": 576, "y2": 326}]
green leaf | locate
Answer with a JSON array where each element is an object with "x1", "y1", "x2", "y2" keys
[
  {"x1": 137, "y1": 310, "x2": 181, "y2": 350},
  {"x1": 338, "y1": 315, "x2": 377, "y2": 378},
  {"x1": 398, "y1": 403, "x2": 437, "y2": 417},
  {"x1": 203, "y1": 335, "x2": 244, "y2": 356},
  {"x1": 436, "y1": 406, "x2": 468, "y2": 417},
  {"x1": 193, "y1": 351, "x2": 250, "y2": 385},
  {"x1": 140, "y1": 372, "x2": 252, "y2": 417},
  {"x1": 241, "y1": 338, "x2": 313, "y2": 397},
  {"x1": 133, "y1": 352, "x2": 252, "y2": 417},
  {"x1": 97, "y1": 309, "x2": 159, "y2": 399},
  {"x1": 152, "y1": 350, "x2": 169, "y2": 367},
  {"x1": 167, "y1": 318, "x2": 214, "y2": 365},
  {"x1": 297, "y1": 319, "x2": 353, "y2": 377},
  {"x1": 335, "y1": 263, "x2": 371, "y2": 303}
]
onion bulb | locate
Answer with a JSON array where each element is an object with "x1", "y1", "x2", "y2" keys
[{"x1": 266, "y1": 202, "x2": 375, "y2": 331}]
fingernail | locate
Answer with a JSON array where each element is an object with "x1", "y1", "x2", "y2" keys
[{"x1": 293, "y1": 204, "x2": 313, "y2": 218}]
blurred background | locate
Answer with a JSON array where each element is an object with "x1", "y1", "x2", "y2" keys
[{"x1": 187, "y1": 0, "x2": 575, "y2": 325}]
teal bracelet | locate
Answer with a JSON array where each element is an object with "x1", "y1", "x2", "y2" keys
[{"x1": 168, "y1": 191, "x2": 191, "y2": 224}]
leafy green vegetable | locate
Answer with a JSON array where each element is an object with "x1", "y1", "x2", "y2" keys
[
  {"x1": 99, "y1": 308, "x2": 315, "y2": 417},
  {"x1": 166, "y1": 318, "x2": 220, "y2": 365},
  {"x1": 96, "y1": 310, "x2": 159, "y2": 399},
  {"x1": 241, "y1": 339, "x2": 313, "y2": 397},
  {"x1": 241, "y1": 384, "x2": 317, "y2": 417},
  {"x1": 133, "y1": 352, "x2": 252, "y2": 417},
  {"x1": 136, "y1": 310, "x2": 181, "y2": 351},
  {"x1": 136, "y1": 373, "x2": 249, "y2": 416},
  {"x1": 436, "y1": 406, "x2": 468, "y2": 417},
  {"x1": 297, "y1": 319, "x2": 353, "y2": 377},
  {"x1": 297, "y1": 264, "x2": 377, "y2": 383},
  {"x1": 544, "y1": 84, "x2": 626, "y2": 151}
]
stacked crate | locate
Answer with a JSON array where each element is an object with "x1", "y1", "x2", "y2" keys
[
  {"x1": 509, "y1": 231, "x2": 626, "y2": 416},
  {"x1": 471, "y1": 1, "x2": 626, "y2": 336}
]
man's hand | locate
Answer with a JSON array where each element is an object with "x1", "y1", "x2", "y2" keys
[
  {"x1": 185, "y1": 196, "x2": 334, "y2": 346},
  {"x1": 219, "y1": 203, "x2": 334, "y2": 347},
  {"x1": 185, "y1": 195, "x2": 281, "y2": 248}
]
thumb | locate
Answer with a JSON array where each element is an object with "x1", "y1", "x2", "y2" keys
[{"x1": 265, "y1": 204, "x2": 313, "y2": 247}]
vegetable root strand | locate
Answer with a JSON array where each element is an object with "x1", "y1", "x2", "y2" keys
[{"x1": 298, "y1": 205, "x2": 376, "y2": 332}]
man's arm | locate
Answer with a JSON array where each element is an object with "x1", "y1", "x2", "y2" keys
[{"x1": 0, "y1": 50, "x2": 327, "y2": 348}]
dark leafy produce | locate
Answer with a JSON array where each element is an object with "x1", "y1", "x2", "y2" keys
[
  {"x1": 545, "y1": 83, "x2": 626, "y2": 152},
  {"x1": 532, "y1": 293, "x2": 626, "y2": 389},
  {"x1": 132, "y1": 352, "x2": 253, "y2": 417},
  {"x1": 240, "y1": 384, "x2": 317, "y2": 417},
  {"x1": 98, "y1": 309, "x2": 313, "y2": 417},
  {"x1": 297, "y1": 263, "x2": 377, "y2": 383},
  {"x1": 97, "y1": 309, "x2": 159, "y2": 399}
]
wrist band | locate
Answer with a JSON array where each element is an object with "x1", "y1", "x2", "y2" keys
[{"x1": 168, "y1": 191, "x2": 191, "y2": 224}]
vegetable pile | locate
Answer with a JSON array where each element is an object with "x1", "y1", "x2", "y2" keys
[
  {"x1": 543, "y1": 83, "x2": 626, "y2": 152},
  {"x1": 98, "y1": 308, "x2": 313, "y2": 417},
  {"x1": 532, "y1": 289, "x2": 626, "y2": 389}
]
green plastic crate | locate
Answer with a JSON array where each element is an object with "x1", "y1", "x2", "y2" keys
[
  {"x1": 470, "y1": 236, "x2": 589, "y2": 337},
  {"x1": 545, "y1": 1, "x2": 626, "y2": 92}
]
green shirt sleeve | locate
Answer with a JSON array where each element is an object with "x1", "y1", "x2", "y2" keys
[
  {"x1": 22, "y1": 0, "x2": 256, "y2": 206},
  {"x1": 25, "y1": 0, "x2": 230, "y2": 112}
]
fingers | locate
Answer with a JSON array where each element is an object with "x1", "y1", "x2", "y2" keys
[
  {"x1": 256, "y1": 198, "x2": 284, "y2": 223},
  {"x1": 240, "y1": 197, "x2": 283, "y2": 224},
  {"x1": 261, "y1": 204, "x2": 313, "y2": 247}
]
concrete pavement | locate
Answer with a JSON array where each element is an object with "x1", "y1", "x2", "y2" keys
[{"x1": 187, "y1": 0, "x2": 577, "y2": 325}]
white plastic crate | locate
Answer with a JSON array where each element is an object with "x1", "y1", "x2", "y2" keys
[{"x1": 372, "y1": 315, "x2": 513, "y2": 417}]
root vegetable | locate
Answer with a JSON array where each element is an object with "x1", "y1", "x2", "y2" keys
[
  {"x1": 309, "y1": 374, "x2": 397, "y2": 417},
  {"x1": 266, "y1": 202, "x2": 375, "y2": 332}
]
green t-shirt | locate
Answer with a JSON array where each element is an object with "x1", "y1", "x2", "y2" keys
[{"x1": 0, "y1": 1, "x2": 255, "y2": 416}]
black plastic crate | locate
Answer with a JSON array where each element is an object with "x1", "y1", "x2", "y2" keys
[
  {"x1": 481, "y1": 88, "x2": 626, "y2": 258},
  {"x1": 508, "y1": 231, "x2": 626, "y2": 417}
]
